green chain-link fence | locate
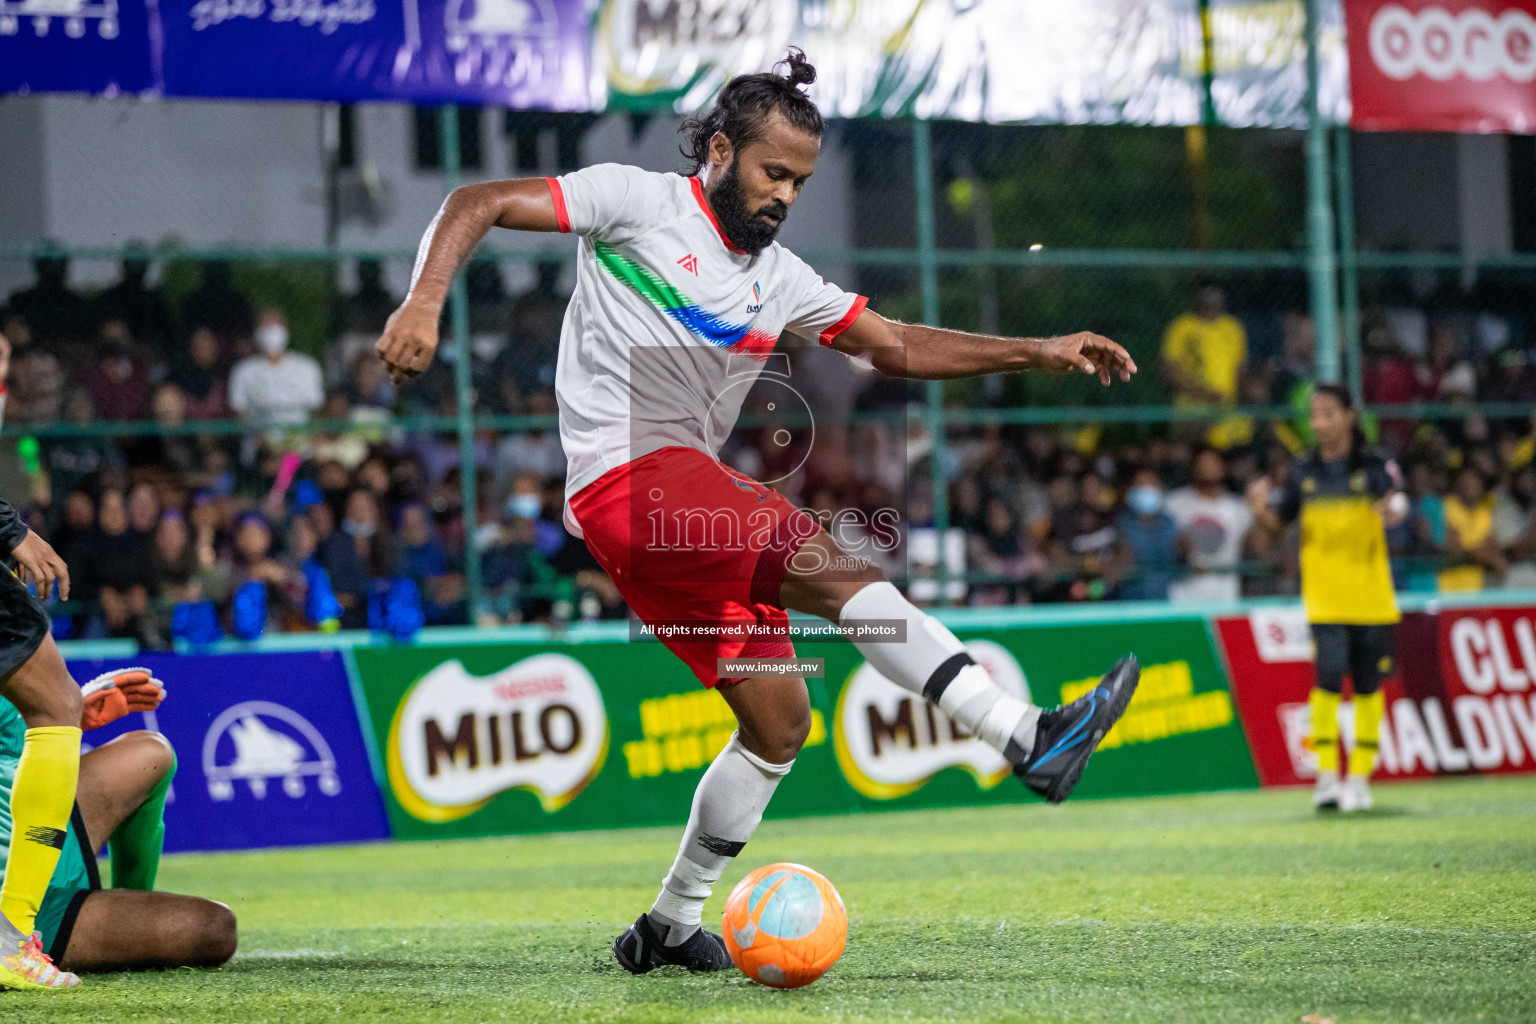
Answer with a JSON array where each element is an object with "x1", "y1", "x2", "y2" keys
[{"x1": 2, "y1": 105, "x2": 1533, "y2": 638}]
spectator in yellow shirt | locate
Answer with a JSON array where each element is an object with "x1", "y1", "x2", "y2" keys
[
  {"x1": 1440, "y1": 467, "x2": 1505, "y2": 591},
  {"x1": 1162, "y1": 283, "x2": 1248, "y2": 405},
  {"x1": 1162, "y1": 283, "x2": 1248, "y2": 446}
]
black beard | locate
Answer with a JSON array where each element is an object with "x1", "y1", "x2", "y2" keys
[{"x1": 709, "y1": 159, "x2": 786, "y2": 257}]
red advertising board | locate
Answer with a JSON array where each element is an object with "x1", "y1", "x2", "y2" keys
[
  {"x1": 1217, "y1": 604, "x2": 1536, "y2": 786},
  {"x1": 1346, "y1": 0, "x2": 1536, "y2": 133}
]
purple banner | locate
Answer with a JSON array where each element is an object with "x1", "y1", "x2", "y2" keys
[
  {"x1": 160, "y1": 0, "x2": 593, "y2": 107},
  {"x1": 0, "y1": 0, "x2": 159, "y2": 96},
  {"x1": 3, "y1": 0, "x2": 593, "y2": 107},
  {"x1": 68, "y1": 650, "x2": 391, "y2": 853}
]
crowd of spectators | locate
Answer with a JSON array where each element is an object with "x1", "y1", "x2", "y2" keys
[
  {"x1": 914, "y1": 280, "x2": 1536, "y2": 604},
  {"x1": 2, "y1": 252, "x2": 1533, "y2": 643},
  {"x1": 4, "y1": 249, "x2": 611, "y2": 644}
]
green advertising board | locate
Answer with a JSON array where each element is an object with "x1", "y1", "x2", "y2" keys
[{"x1": 351, "y1": 615, "x2": 1257, "y2": 841}]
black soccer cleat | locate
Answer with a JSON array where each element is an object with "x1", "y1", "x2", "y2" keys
[
  {"x1": 612, "y1": 913, "x2": 732, "y2": 975},
  {"x1": 1015, "y1": 655, "x2": 1140, "y2": 804}
]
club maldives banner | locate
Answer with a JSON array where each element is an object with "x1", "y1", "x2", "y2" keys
[
  {"x1": 351, "y1": 615, "x2": 1256, "y2": 841},
  {"x1": 65, "y1": 650, "x2": 391, "y2": 852},
  {"x1": 0, "y1": 0, "x2": 1353, "y2": 127},
  {"x1": 1346, "y1": 0, "x2": 1536, "y2": 132},
  {"x1": 1217, "y1": 604, "x2": 1536, "y2": 786}
]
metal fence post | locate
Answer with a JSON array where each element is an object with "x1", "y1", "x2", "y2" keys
[
  {"x1": 912, "y1": 118, "x2": 950, "y2": 606},
  {"x1": 1304, "y1": 0, "x2": 1341, "y2": 385},
  {"x1": 441, "y1": 107, "x2": 485, "y2": 621},
  {"x1": 1334, "y1": 125, "x2": 1363, "y2": 405}
]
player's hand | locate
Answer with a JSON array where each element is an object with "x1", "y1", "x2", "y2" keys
[
  {"x1": 1375, "y1": 491, "x2": 1410, "y2": 529},
  {"x1": 12, "y1": 529, "x2": 68, "y2": 602},
  {"x1": 0, "y1": 329, "x2": 11, "y2": 382},
  {"x1": 1036, "y1": 332, "x2": 1137, "y2": 385},
  {"x1": 80, "y1": 667, "x2": 167, "y2": 732},
  {"x1": 376, "y1": 302, "x2": 440, "y2": 386}
]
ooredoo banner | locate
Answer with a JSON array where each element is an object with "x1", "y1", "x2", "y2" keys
[
  {"x1": 351, "y1": 614, "x2": 1256, "y2": 841},
  {"x1": 1346, "y1": 0, "x2": 1536, "y2": 132},
  {"x1": 1217, "y1": 604, "x2": 1536, "y2": 786},
  {"x1": 66, "y1": 651, "x2": 391, "y2": 852}
]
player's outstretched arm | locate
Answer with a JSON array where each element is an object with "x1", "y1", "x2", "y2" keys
[
  {"x1": 829, "y1": 308, "x2": 1136, "y2": 385},
  {"x1": 377, "y1": 178, "x2": 562, "y2": 384}
]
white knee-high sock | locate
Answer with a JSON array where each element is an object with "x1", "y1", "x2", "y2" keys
[
  {"x1": 649, "y1": 732, "x2": 792, "y2": 944},
  {"x1": 838, "y1": 581, "x2": 1040, "y2": 760}
]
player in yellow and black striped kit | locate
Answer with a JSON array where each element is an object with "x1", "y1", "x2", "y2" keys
[{"x1": 1248, "y1": 384, "x2": 1409, "y2": 812}]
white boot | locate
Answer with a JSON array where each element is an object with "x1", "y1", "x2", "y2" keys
[
  {"x1": 1313, "y1": 772, "x2": 1342, "y2": 810},
  {"x1": 1339, "y1": 774, "x2": 1373, "y2": 812}
]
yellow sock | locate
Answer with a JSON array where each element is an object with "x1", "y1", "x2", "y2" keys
[
  {"x1": 1350, "y1": 691, "x2": 1385, "y2": 777},
  {"x1": 0, "y1": 727, "x2": 80, "y2": 935},
  {"x1": 1309, "y1": 688, "x2": 1341, "y2": 776}
]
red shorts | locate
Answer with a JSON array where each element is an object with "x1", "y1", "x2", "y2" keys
[{"x1": 567, "y1": 446, "x2": 818, "y2": 687}]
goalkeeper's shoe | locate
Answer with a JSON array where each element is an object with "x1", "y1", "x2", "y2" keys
[
  {"x1": 1015, "y1": 655, "x2": 1140, "y2": 804},
  {"x1": 612, "y1": 914, "x2": 731, "y2": 975},
  {"x1": 80, "y1": 666, "x2": 166, "y2": 731},
  {"x1": 0, "y1": 932, "x2": 80, "y2": 991},
  {"x1": 1313, "y1": 773, "x2": 1342, "y2": 811},
  {"x1": 1339, "y1": 774, "x2": 1372, "y2": 813}
]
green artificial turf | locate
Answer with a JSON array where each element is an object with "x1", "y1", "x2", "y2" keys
[{"x1": 11, "y1": 775, "x2": 1536, "y2": 1023}]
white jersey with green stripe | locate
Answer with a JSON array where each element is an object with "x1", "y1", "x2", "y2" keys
[{"x1": 545, "y1": 163, "x2": 866, "y2": 536}]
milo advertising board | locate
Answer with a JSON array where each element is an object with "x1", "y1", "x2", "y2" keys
[
  {"x1": 833, "y1": 615, "x2": 1256, "y2": 809},
  {"x1": 352, "y1": 612, "x2": 1256, "y2": 840}
]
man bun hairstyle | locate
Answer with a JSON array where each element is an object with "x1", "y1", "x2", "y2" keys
[{"x1": 680, "y1": 48, "x2": 824, "y2": 174}]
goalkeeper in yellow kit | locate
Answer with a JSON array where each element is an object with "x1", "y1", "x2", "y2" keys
[{"x1": 1248, "y1": 384, "x2": 1409, "y2": 812}]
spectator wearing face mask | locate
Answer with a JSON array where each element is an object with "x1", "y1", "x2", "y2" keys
[
  {"x1": 1115, "y1": 469, "x2": 1179, "y2": 601},
  {"x1": 318, "y1": 488, "x2": 395, "y2": 628},
  {"x1": 228, "y1": 309, "x2": 324, "y2": 426}
]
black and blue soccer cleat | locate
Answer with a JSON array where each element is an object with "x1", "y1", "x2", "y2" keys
[
  {"x1": 1015, "y1": 655, "x2": 1140, "y2": 804},
  {"x1": 612, "y1": 913, "x2": 732, "y2": 975}
]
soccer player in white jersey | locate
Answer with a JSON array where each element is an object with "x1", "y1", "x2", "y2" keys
[{"x1": 379, "y1": 49, "x2": 1142, "y2": 975}]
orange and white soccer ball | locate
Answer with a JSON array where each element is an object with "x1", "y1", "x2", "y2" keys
[{"x1": 722, "y1": 862, "x2": 847, "y2": 988}]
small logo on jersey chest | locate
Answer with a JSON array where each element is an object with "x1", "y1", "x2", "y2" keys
[
  {"x1": 746, "y1": 281, "x2": 763, "y2": 313},
  {"x1": 677, "y1": 253, "x2": 698, "y2": 275}
]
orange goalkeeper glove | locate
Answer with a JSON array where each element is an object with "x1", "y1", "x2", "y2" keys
[{"x1": 80, "y1": 667, "x2": 167, "y2": 732}]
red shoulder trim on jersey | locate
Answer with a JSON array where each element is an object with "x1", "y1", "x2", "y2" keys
[
  {"x1": 545, "y1": 177, "x2": 570, "y2": 233},
  {"x1": 689, "y1": 176, "x2": 749, "y2": 256},
  {"x1": 819, "y1": 295, "x2": 869, "y2": 346}
]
